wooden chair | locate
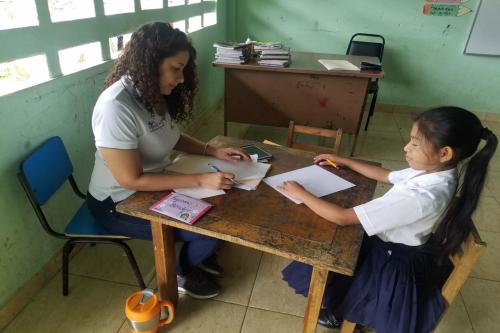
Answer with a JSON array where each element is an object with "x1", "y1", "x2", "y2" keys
[
  {"x1": 339, "y1": 222, "x2": 487, "y2": 333},
  {"x1": 287, "y1": 121, "x2": 343, "y2": 154}
]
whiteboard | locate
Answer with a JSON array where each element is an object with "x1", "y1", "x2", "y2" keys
[{"x1": 464, "y1": 0, "x2": 500, "y2": 56}]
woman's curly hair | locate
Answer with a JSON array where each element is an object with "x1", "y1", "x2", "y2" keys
[{"x1": 104, "y1": 22, "x2": 198, "y2": 122}]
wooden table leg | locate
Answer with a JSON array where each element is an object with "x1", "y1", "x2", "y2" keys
[
  {"x1": 302, "y1": 266, "x2": 328, "y2": 333},
  {"x1": 151, "y1": 222, "x2": 178, "y2": 306}
]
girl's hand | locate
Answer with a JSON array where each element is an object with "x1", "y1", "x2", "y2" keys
[
  {"x1": 197, "y1": 172, "x2": 235, "y2": 190},
  {"x1": 211, "y1": 147, "x2": 251, "y2": 161},
  {"x1": 278, "y1": 181, "x2": 309, "y2": 201},
  {"x1": 313, "y1": 154, "x2": 346, "y2": 168}
]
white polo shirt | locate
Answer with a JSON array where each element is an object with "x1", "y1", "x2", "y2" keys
[
  {"x1": 88, "y1": 76, "x2": 181, "y2": 202},
  {"x1": 353, "y1": 168, "x2": 458, "y2": 246}
]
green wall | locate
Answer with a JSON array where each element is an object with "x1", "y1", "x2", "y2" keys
[
  {"x1": 231, "y1": 0, "x2": 500, "y2": 114},
  {"x1": 0, "y1": 0, "x2": 228, "y2": 307}
]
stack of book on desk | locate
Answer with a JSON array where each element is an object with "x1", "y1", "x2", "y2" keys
[
  {"x1": 254, "y1": 42, "x2": 291, "y2": 67},
  {"x1": 213, "y1": 42, "x2": 252, "y2": 65}
]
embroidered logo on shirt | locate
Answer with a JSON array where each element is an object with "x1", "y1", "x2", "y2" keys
[{"x1": 147, "y1": 113, "x2": 166, "y2": 132}]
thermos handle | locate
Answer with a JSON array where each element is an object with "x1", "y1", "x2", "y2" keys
[{"x1": 158, "y1": 300, "x2": 175, "y2": 326}]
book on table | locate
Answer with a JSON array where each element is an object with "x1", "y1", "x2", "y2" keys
[{"x1": 149, "y1": 192, "x2": 213, "y2": 225}]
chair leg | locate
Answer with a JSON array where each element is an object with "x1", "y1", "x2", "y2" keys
[
  {"x1": 364, "y1": 90, "x2": 379, "y2": 131},
  {"x1": 62, "y1": 241, "x2": 76, "y2": 296},
  {"x1": 115, "y1": 241, "x2": 147, "y2": 290},
  {"x1": 340, "y1": 320, "x2": 356, "y2": 333}
]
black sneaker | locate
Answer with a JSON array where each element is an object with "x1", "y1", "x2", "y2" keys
[
  {"x1": 177, "y1": 269, "x2": 220, "y2": 299},
  {"x1": 198, "y1": 254, "x2": 224, "y2": 277},
  {"x1": 317, "y1": 307, "x2": 342, "y2": 329}
]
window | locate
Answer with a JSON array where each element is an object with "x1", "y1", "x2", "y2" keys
[
  {"x1": 203, "y1": 12, "x2": 216, "y2": 27},
  {"x1": 58, "y1": 42, "x2": 102, "y2": 75},
  {"x1": 0, "y1": 55, "x2": 50, "y2": 96},
  {"x1": 103, "y1": 0, "x2": 134, "y2": 16},
  {"x1": 187, "y1": 0, "x2": 201, "y2": 4},
  {"x1": 0, "y1": 0, "x2": 38, "y2": 30},
  {"x1": 172, "y1": 20, "x2": 186, "y2": 33},
  {"x1": 168, "y1": 0, "x2": 185, "y2": 7},
  {"x1": 48, "y1": 0, "x2": 95, "y2": 23},
  {"x1": 188, "y1": 15, "x2": 202, "y2": 33},
  {"x1": 140, "y1": 0, "x2": 163, "y2": 10},
  {"x1": 109, "y1": 33, "x2": 132, "y2": 59}
]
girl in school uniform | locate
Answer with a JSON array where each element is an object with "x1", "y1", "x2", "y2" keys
[{"x1": 278, "y1": 107, "x2": 497, "y2": 333}]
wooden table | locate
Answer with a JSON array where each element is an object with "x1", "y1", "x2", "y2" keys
[
  {"x1": 116, "y1": 136, "x2": 378, "y2": 333},
  {"x1": 214, "y1": 52, "x2": 384, "y2": 156}
]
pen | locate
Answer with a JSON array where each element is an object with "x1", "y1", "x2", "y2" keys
[
  {"x1": 325, "y1": 159, "x2": 339, "y2": 169},
  {"x1": 208, "y1": 163, "x2": 241, "y2": 185}
]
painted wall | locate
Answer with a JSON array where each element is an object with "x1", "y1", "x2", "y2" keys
[
  {"x1": 0, "y1": 0, "x2": 227, "y2": 307},
  {"x1": 231, "y1": 0, "x2": 500, "y2": 114}
]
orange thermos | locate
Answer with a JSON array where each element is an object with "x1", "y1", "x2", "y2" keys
[{"x1": 125, "y1": 289, "x2": 174, "y2": 333}]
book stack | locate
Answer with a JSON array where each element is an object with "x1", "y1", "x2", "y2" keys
[
  {"x1": 254, "y1": 42, "x2": 291, "y2": 67},
  {"x1": 213, "y1": 42, "x2": 252, "y2": 65}
]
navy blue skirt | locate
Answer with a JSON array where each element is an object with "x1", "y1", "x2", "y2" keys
[{"x1": 282, "y1": 235, "x2": 450, "y2": 333}]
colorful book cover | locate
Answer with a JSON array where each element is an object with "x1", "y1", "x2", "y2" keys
[{"x1": 149, "y1": 192, "x2": 213, "y2": 225}]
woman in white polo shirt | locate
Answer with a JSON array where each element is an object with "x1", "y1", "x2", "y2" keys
[
  {"x1": 86, "y1": 22, "x2": 250, "y2": 300},
  {"x1": 278, "y1": 107, "x2": 497, "y2": 333}
]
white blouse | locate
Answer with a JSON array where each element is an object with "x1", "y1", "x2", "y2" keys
[{"x1": 353, "y1": 168, "x2": 458, "y2": 246}]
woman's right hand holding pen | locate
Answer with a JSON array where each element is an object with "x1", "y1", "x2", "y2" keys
[
  {"x1": 197, "y1": 172, "x2": 236, "y2": 190},
  {"x1": 313, "y1": 154, "x2": 348, "y2": 169}
]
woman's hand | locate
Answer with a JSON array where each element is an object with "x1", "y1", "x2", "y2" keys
[
  {"x1": 277, "y1": 181, "x2": 310, "y2": 201},
  {"x1": 210, "y1": 147, "x2": 251, "y2": 161},
  {"x1": 313, "y1": 154, "x2": 347, "y2": 168},
  {"x1": 197, "y1": 172, "x2": 236, "y2": 190}
]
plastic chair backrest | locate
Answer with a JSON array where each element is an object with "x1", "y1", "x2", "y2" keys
[
  {"x1": 346, "y1": 33, "x2": 385, "y2": 61},
  {"x1": 21, "y1": 136, "x2": 73, "y2": 205}
]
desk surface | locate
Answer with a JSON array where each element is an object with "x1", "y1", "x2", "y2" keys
[
  {"x1": 213, "y1": 51, "x2": 384, "y2": 79},
  {"x1": 117, "y1": 136, "x2": 378, "y2": 275}
]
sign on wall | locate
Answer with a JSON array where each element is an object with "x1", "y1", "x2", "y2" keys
[{"x1": 423, "y1": 1, "x2": 472, "y2": 16}]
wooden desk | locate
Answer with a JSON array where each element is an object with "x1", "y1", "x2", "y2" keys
[
  {"x1": 116, "y1": 136, "x2": 378, "y2": 333},
  {"x1": 214, "y1": 52, "x2": 384, "y2": 156}
]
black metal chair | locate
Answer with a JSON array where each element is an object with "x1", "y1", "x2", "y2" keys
[
  {"x1": 18, "y1": 136, "x2": 146, "y2": 296},
  {"x1": 346, "y1": 33, "x2": 385, "y2": 131}
]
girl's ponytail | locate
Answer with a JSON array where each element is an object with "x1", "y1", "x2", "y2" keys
[
  {"x1": 433, "y1": 127, "x2": 497, "y2": 262},
  {"x1": 415, "y1": 107, "x2": 497, "y2": 262}
]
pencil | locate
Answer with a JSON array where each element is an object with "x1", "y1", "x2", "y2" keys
[
  {"x1": 325, "y1": 159, "x2": 339, "y2": 169},
  {"x1": 208, "y1": 163, "x2": 241, "y2": 185}
]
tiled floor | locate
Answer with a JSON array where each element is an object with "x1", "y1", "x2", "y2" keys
[{"x1": 3, "y1": 108, "x2": 500, "y2": 333}]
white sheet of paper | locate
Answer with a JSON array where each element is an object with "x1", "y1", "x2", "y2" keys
[
  {"x1": 263, "y1": 165, "x2": 355, "y2": 204},
  {"x1": 318, "y1": 59, "x2": 360, "y2": 71},
  {"x1": 173, "y1": 187, "x2": 225, "y2": 199},
  {"x1": 166, "y1": 154, "x2": 271, "y2": 181}
]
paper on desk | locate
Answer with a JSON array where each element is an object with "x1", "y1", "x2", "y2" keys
[
  {"x1": 263, "y1": 165, "x2": 355, "y2": 204},
  {"x1": 174, "y1": 187, "x2": 225, "y2": 199},
  {"x1": 318, "y1": 59, "x2": 360, "y2": 71},
  {"x1": 166, "y1": 154, "x2": 271, "y2": 181},
  {"x1": 167, "y1": 154, "x2": 271, "y2": 197}
]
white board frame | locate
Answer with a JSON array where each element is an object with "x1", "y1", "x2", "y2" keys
[{"x1": 464, "y1": 0, "x2": 500, "y2": 56}]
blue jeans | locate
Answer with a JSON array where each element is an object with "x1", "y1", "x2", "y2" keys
[{"x1": 86, "y1": 193, "x2": 220, "y2": 276}]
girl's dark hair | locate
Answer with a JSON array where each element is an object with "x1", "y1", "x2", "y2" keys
[
  {"x1": 105, "y1": 22, "x2": 198, "y2": 122},
  {"x1": 416, "y1": 107, "x2": 497, "y2": 262}
]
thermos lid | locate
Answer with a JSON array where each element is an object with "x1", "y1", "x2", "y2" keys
[{"x1": 125, "y1": 289, "x2": 160, "y2": 322}]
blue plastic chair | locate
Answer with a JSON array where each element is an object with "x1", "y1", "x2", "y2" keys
[
  {"x1": 18, "y1": 136, "x2": 146, "y2": 296},
  {"x1": 346, "y1": 33, "x2": 385, "y2": 131}
]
